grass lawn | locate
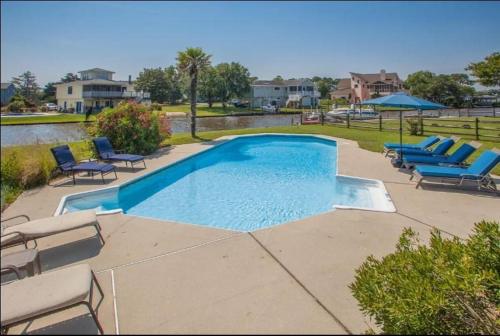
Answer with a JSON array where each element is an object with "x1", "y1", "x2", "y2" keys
[
  {"x1": 159, "y1": 103, "x2": 262, "y2": 116},
  {"x1": 0, "y1": 114, "x2": 96, "y2": 125}
]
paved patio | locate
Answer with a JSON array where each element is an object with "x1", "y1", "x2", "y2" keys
[{"x1": 1, "y1": 134, "x2": 499, "y2": 334}]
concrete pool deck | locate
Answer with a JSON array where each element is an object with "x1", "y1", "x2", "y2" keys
[{"x1": 1, "y1": 134, "x2": 499, "y2": 334}]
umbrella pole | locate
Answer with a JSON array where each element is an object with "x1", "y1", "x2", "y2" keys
[{"x1": 399, "y1": 110, "x2": 403, "y2": 165}]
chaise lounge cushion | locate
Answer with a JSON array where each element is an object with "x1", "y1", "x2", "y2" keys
[
  {"x1": 1, "y1": 210, "x2": 98, "y2": 245},
  {"x1": 415, "y1": 165, "x2": 466, "y2": 178},
  {"x1": 107, "y1": 153, "x2": 144, "y2": 162},
  {"x1": 1, "y1": 264, "x2": 92, "y2": 326}
]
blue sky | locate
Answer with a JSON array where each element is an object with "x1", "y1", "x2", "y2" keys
[{"x1": 1, "y1": 1, "x2": 499, "y2": 85}]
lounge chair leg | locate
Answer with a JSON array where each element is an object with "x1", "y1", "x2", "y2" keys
[
  {"x1": 95, "y1": 225, "x2": 105, "y2": 245},
  {"x1": 416, "y1": 178, "x2": 423, "y2": 189},
  {"x1": 409, "y1": 174, "x2": 414, "y2": 181},
  {"x1": 143, "y1": 160, "x2": 146, "y2": 168},
  {"x1": 101, "y1": 173, "x2": 105, "y2": 184},
  {"x1": 114, "y1": 169, "x2": 117, "y2": 180},
  {"x1": 72, "y1": 170, "x2": 76, "y2": 185},
  {"x1": 83, "y1": 301, "x2": 104, "y2": 335},
  {"x1": 91, "y1": 271, "x2": 105, "y2": 299}
]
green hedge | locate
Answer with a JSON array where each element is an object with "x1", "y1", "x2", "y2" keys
[{"x1": 350, "y1": 221, "x2": 499, "y2": 334}]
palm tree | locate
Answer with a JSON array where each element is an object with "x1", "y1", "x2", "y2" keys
[{"x1": 177, "y1": 47, "x2": 211, "y2": 137}]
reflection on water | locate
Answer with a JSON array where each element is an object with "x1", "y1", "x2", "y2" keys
[
  {"x1": 1, "y1": 123, "x2": 89, "y2": 147},
  {"x1": 1, "y1": 114, "x2": 302, "y2": 147}
]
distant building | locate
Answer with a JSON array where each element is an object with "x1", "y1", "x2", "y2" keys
[
  {"x1": 1, "y1": 82, "x2": 16, "y2": 106},
  {"x1": 54, "y1": 68, "x2": 150, "y2": 113},
  {"x1": 330, "y1": 70, "x2": 404, "y2": 103},
  {"x1": 250, "y1": 78, "x2": 320, "y2": 108}
]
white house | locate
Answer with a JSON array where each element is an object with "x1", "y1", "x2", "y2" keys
[
  {"x1": 250, "y1": 78, "x2": 320, "y2": 108},
  {"x1": 54, "y1": 68, "x2": 150, "y2": 113}
]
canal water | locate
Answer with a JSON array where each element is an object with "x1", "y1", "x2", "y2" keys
[{"x1": 1, "y1": 114, "x2": 302, "y2": 147}]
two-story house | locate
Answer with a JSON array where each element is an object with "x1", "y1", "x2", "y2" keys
[
  {"x1": 54, "y1": 68, "x2": 150, "y2": 113},
  {"x1": 331, "y1": 70, "x2": 404, "y2": 103},
  {"x1": 250, "y1": 78, "x2": 320, "y2": 108},
  {"x1": 1, "y1": 82, "x2": 16, "y2": 106}
]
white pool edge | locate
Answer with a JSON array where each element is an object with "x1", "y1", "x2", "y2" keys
[{"x1": 54, "y1": 133, "x2": 396, "y2": 216}]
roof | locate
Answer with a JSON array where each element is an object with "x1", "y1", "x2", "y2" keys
[
  {"x1": 54, "y1": 79, "x2": 131, "y2": 86},
  {"x1": 78, "y1": 68, "x2": 115, "y2": 74},
  {"x1": 335, "y1": 78, "x2": 351, "y2": 90},
  {"x1": 350, "y1": 72, "x2": 400, "y2": 83},
  {"x1": 1, "y1": 82, "x2": 14, "y2": 90}
]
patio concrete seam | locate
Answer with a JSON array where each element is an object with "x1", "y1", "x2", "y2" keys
[
  {"x1": 96, "y1": 232, "x2": 245, "y2": 273},
  {"x1": 111, "y1": 269, "x2": 120, "y2": 335},
  {"x1": 395, "y1": 211, "x2": 462, "y2": 240},
  {"x1": 248, "y1": 232, "x2": 353, "y2": 335}
]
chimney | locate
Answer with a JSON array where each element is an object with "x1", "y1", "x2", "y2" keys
[
  {"x1": 128, "y1": 75, "x2": 132, "y2": 84},
  {"x1": 380, "y1": 69, "x2": 386, "y2": 81}
]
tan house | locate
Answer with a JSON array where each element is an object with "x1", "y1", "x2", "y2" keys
[
  {"x1": 54, "y1": 68, "x2": 150, "y2": 113},
  {"x1": 330, "y1": 70, "x2": 404, "y2": 103},
  {"x1": 250, "y1": 78, "x2": 320, "y2": 108}
]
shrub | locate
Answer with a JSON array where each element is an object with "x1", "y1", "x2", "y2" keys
[
  {"x1": 406, "y1": 117, "x2": 421, "y2": 135},
  {"x1": 40, "y1": 105, "x2": 48, "y2": 112},
  {"x1": 6, "y1": 100, "x2": 26, "y2": 112},
  {"x1": 93, "y1": 101, "x2": 168, "y2": 155},
  {"x1": 350, "y1": 221, "x2": 499, "y2": 334}
]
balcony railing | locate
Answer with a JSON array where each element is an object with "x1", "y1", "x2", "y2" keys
[{"x1": 82, "y1": 91, "x2": 151, "y2": 99}]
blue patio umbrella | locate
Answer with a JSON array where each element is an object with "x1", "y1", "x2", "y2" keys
[{"x1": 360, "y1": 92, "x2": 446, "y2": 166}]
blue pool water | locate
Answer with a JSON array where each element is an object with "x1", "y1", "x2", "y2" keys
[{"x1": 62, "y1": 135, "x2": 394, "y2": 231}]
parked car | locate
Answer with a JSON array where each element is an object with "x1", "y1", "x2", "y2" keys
[
  {"x1": 44, "y1": 103, "x2": 59, "y2": 111},
  {"x1": 233, "y1": 101, "x2": 249, "y2": 108},
  {"x1": 261, "y1": 104, "x2": 277, "y2": 113}
]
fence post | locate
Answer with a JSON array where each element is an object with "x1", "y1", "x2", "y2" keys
[
  {"x1": 379, "y1": 114, "x2": 382, "y2": 131},
  {"x1": 347, "y1": 113, "x2": 350, "y2": 128},
  {"x1": 420, "y1": 114, "x2": 424, "y2": 135},
  {"x1": 475, "y1": 117, "x2": 479, "y2": 140},
  {"x1": 320, "y1": 109, "x2": 324, "y2": 126}
]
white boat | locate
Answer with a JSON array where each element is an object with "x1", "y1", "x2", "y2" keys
[{"x1": 327, "y1": 107, "x2": 377, "y2": 117}]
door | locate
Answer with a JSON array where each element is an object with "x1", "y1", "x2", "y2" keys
[{"x1": 76, "y1": 102, "x2": 82, "y2": 113}]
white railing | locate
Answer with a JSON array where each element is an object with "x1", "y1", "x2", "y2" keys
[{"x1": 82, "y1": 91, "x2": 151, "y2": 99}]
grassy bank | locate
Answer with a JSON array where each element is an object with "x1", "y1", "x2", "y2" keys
[
  {"x1": 1, "y1": 114, "x2": 96, "y2": 125},
  {"x1": 1, "y1": 141, "x2": 92, "y2": 210},
  {"x1": 2, "y1": 124, "x2": 499, "y2": 211}
]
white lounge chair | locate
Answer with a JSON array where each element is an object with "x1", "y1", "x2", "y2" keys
[
  {"x1": 1, "y1": 263, "x2": 104, "y2": 334},
  {"x1": 1, "y1": 210, "x2": 104, "y2": 249}
]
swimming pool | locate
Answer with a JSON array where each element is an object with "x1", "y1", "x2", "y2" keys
[{"x1": 57, "y1": 134, "x2": 395, "y2": 231}]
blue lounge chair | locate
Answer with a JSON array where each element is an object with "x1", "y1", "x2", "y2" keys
[
  {"x1": 50, "y1": 145, "x2": 117, "y2": 184},
  {"x1": 412, "y1": 148, "x2": 500, "y2": 191},
  {"x1": 92, "y1": 137, "x2": 146, "y2": 169},
  {"x1": 384, "y1": 135, "x2": 440, "y2": 156},
  {"x1": 394, "y1": 137, "x2": 458, "y2": 157},
  {"x1": 402, "y1": 141, "x2": 480, "y2": 169}
]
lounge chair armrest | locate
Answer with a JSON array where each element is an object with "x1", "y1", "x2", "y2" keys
[
  {"x1": 79, "y1": 158, "x2": 97, "y2": 163},
  {"x1": 437, "y1": 163, "x2": 468, "y2": 168},
  {"x1": 1, "y1": 214, "x2": 30, "y2": 224},
  {"x1": 0, "y1": 265, "x2": 22, "y2": 280}
]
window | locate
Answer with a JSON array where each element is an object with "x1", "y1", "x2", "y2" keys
[
  {"x1": 298, "y1": 86, "x2": 302, "y2": 91},
  {"x1": 274, "y1": 87, "x2": 280, "y2": 91},
  {"x1": 354, "y1": 84, "x2": 358, "y2": 88},
  {"x1": 306, "y1": 86, "x2": 314, "y2": 91},
  {"x1": 67, "y1": 86, "x2": 73, "y2": 94},
  {"x1": 289, "y1": 86, "x2": 297, "y2": 92}
]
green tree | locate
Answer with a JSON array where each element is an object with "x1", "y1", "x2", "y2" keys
[
  {"x1": 405, "y1": 71, "x2": 475, "y2": 107},
  {"x1": 466, "y1": 52, "x2": 500, "y2": 87},
  {"x1": 135, "y1": 68, "x2": 169, "y2": 103},
  {"x1": 215, "y1": 62, "x2": 251, "y2": 108},
  {"x1": 272, "y1": 75, "x2": 284, "y2": 82},
  {"x1": 199, "y1": 66, "x2": 223, "y2": 108},
  {"x1": 177, "y1": 47, "x2": 211, "y2": 137},
  {"x1": 312, "y1": 77, "x2": 339, "y2": 99},
  {"x1": 42, "y1": 82, "x2": 57, "y2": 103},
  {"x1": 11, "y1": 71, "x2": 40, "y2": 105},
  {"x1": 60, "y1": 73, "x2": 79, "y2": 83}
]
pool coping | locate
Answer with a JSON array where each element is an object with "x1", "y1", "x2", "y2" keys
[{"x1": 54, "y1": 133, "x2": 396, "y2": 219}]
